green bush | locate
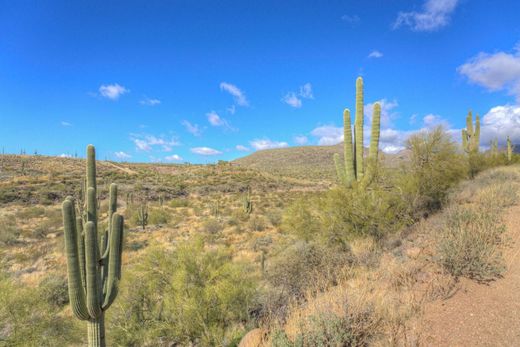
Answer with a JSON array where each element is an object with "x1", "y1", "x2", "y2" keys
[
  {"x1": 38, "y1": 273, "x2": 69, "y2": 308},
  {"x1": 0, "y1": 215, "x2": 19, "y2": 245},
  {"x1": 108, "y1": 239, "x2": 257, "y2": 346},
  {"x1": 281, "y1": 197, "x2": 321, "y2": 242},
  {"x1": 148, "y1": 207, "x2": 170, "y2": 225},
  {"x1": 0, "y1": 271, "x2": 81, "y2": 346},
  {"x1": 248, "y1": 215, "x2": 267, "y2": 232}
]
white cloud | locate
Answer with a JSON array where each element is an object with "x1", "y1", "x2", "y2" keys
[
  {"x1": 61, "y1": 121, "x2": 72, "y2": 127},
  {"x1": 294, "y1": 135, "x2": 309, "y2": 145},
  {"x1": 165, "y1": 154, "x2": 183, "y2": 161},
  {"x1": 191, "y1": 147, "x2": 222, "y2": 155},
  {"x1": 299, "y1": 83, "x2": 314, "y2": 99},
  {"x1": 131, "y1": 134, "x2": 180, "y2": 152},
  {"x1": 114, "y1": 151, "x2": 131, "y2": 160},
  {"x1": 220, "y1": 82, "x2": 249, "y2": 106},
  {"x1": 364, "y1": 99, "x2": 399, "y2": 127},
  {"x1": 310, "y1": 125, "x2": 343, "y2": 145},
  {"x1": 282, "y1": 92, "x2": 302, "y2": 108},
  {"x1": 250, "y1": 139, "x2": 289, "y2": 150},
  {"x1": 227, "y1": 105, "x2": 236, "y2": 114},
  {"x1": 368, "y1": 50, "x2": 383, "y2": 59},
  {"x1": 181, "y1": 120, "x2": 202, "y2": 137},
  {"x1": 140, "y1": 97, "x2": 161, "y2": 106},
  {"x1": 341, "y1": 14, "x2": 360, "y2": 25},
  {"x1": 99, "y1": 83, "x2": 129, "y2": 100},
  {"x1": 282, "y1": 83, "x2": 314, "y2": 108},
  {"x1": 206, "y1": 111, "x2": 235, "y2": 131},
  {"x1": 235, "y1": 145, "x2": 250, "y2": 152},
  {"x1": 59, "y1": 153, "x2": 72, "y2": 158},
  {"x1": 480, "y1": 105, "x2": 520, "y2": 145},
  {"x1": 394, "y1": 0, "x2": 459, "y2": 32},
  {"x1": 458, "y1": 45, "x2": 520, "y2": 101}
]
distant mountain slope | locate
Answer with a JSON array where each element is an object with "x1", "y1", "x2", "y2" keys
[{"x1": 233, "y1": 144, "x2": 410, "y2": 182}]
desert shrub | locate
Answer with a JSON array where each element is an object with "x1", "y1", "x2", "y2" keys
[
  {"x1": 15, "y1": 206, "x2": 45, "y2": 219},
  {"x1": 169, "y1": 198, "x2": 189, "y2": 208},
  {"x1": 437, "y1": 204, "x2": 505, "y2": 282},
  {"x1": 266, "y1": 210, "x2": 283, "y2": 227},
  {"x1": 270, "y1": 299, "x2": 379, "y2": 346},
  {"x1": 109, "y1": 239, "x2": 257, "y2": 346},
  {"x1": 38, "y1": 273, "x2": 69, "y2": 307},
  {"x1": 202, "y1": 218, "x2": 223, "y2": 234},
  {"x1": 0, "y1": 215, "x2": 19, "y2": 245},
  {"x1": 281, "y1": 197, "x2": 321, "y2": 242},
  {"x1": 148, "y1": 208, "x2": 170, "y2": 225},
  {"x1": 0, "y1": 271, "x2": 81, "y2": 346},
  {"x1": 248, "y1": 215, "x2": 267, "y2": 232},
  {"x1": 401, "y1": 126, "x2": 467, "y2": 214},
  {"x1": 266, "y1": 241, "x2": 352, "y2": 301}
]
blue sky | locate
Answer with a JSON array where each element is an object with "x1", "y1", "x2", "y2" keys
[{"x1": 1, "y1": 0, "x2": 520, "y2": 163}]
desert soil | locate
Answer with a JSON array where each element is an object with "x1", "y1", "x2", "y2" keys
[{"x1": 422, "y1": 205, "x2": 520, "y2": 346}]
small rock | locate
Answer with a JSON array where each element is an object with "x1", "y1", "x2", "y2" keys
[
  {"x1": 405, "y1": 247, "x2": 421, "y2": 259},
  {"x1": 238, "y1": 328, "x2": 267, "y2": 347}
]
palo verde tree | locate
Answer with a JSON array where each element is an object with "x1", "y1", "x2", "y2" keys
[{"x1": 62, "y1": 144, "x2": 124, "y2": 347}]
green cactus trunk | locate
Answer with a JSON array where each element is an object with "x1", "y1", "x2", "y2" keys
[
  {"x1": 462, "y1": 111, "x2": 480, "y2": 153},
  {"x1": 62, "y1": 144, "x2": 124, "y2": 347},
  {"x1": 333, "y1": 77, "x2": 381, "y2": 188},
  {"x1": 507, "y1": 136, "x2": 513, "y2": 163},
  {"x1": 354, "y1": 77, "x2": 364, "y2": 180}
]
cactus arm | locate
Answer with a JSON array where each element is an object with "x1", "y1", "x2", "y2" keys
[
  {"x1": 466, "y1": 111, "x2": 473, "y2": 136},
  {"x1": 366, "y1": 102, "x2": 381, "y2": 181},
  {"x1": 102, "y1": 213, "x2": 124, "y2": 310},
  {"x1": 87, "y1": 187, "x2": 97, "y2": 225},
  {"x1": 85, "y1": 221, "x2": 102, "y2": 319},
  {"x1": 108, "y1": 183, "x2": 117, "y2": 231},
  {"x1": 343, "y1": 108, "x2": 355, "y2": 185},
  {"x1": 355, "y1": 77, "x2": 364, "y2": 180},
  {"x1": 76, "y1": 216, "x2": 87, "y2": 290},
  {"x1": 62, "y1": 199, "x2": 90, "y2": 320},
  {"x1": 86, "y1": 144, "x2": 96, "y2": 191},
  {"x1": 474, "y1": 114, "x2": 480, "y2": 151}
]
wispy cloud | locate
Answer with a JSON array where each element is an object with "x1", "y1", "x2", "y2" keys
[
  {"x1": 458, "y1": 44, "x2": 520, "y2": 101},
  {"x1": 393, "y1": 0, "x2": 459, "y2": 32},
  {"x1": 250, "y1": 139, "x2": 289, "y2": 150},
  {"x1": 61, "y1": 121, "x2": 72, "y2": 127},
  {"x1": 206, "y1": 111, "x2": 235, "y2": 131},
  {"x1": 181, "y1": 120, "x2": 202, "y2": 137},
  {"x1": 368, "y1": 50, "x2": 383, "y2": 59},
  {"x1": 220, "y1": 82, "x2": 249, "y2": 106},
  {"x1": 59, "y1": 153, "x2": 73, "y2": 158},
  {"x1": 235, "y1": 145, "x2": 250, "y2": 152},
  {"x1": 310, "y1": 125, "x2": 343, "y2": 145},
  {"x1": 341, "y1": 14, "x2": 360, "y2": 25},
  {"x1": 282, "y1": 83, "x2": 314, "y2": 108},
  {"x1": 114, "y1": 151, "x2": 131, "y2": 160},
  {"x1": 165, "y1": 154, "x2": 183, "y2": 161},
  {"x1": 99, "y1": 83, "x2": 129, "y2": 100},
  {"x1": 191, "y1": 147, "x2": 222, "y2": 155},
  {"x1": 140, "y1": 97, "x2": 161, "y2": 106},
  {"x1": 131, "y1": 134, "x2": 180, "y2": 152},
  {"x1": 294, "y1": 135, "x2": 309, "y2": 145}
]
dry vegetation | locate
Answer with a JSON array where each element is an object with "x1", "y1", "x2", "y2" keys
[{"x1": 0, "y1": 127, "x2": 518, "y2": 346}]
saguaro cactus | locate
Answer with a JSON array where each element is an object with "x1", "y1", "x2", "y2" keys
[
  {"x1": 507, "y1": 136, "x2": 513, "y2": 163},
  {"x1": 490, "y1": 139, "x2": 498, "y2": 156},
  {"x1": 461, "y1": 111, "x2": 480, "y2": 153},
  {"x1": 62, "y1": 145, "x2": 124, "y2": 347},
  {"x1": 137, "y1": 203, "x2": 149, "y2": 230},
  {"x1": 334, "y1": 77, "x2": 381, "y2": 187},
  {"x1": 242, "y1": 187, "x2": 253, "y2": 215}
]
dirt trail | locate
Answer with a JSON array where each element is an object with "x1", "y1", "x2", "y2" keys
[
  {"x1": 101, "y1": 161, "x2": 137, "y2": 175},
  {"x1": 422, "y1": 205, "x2": 520, "y2": 346}
]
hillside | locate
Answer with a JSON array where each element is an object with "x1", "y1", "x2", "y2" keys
[{"x1": 234, "y1": 143, "x2": 411, "y2": 181}]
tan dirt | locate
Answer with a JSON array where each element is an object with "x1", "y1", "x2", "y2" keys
[{"x1": 421, "y1": 205, "x2": 520, "y2": 346}]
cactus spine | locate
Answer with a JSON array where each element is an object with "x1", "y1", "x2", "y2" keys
[
  {"x1": 62, "y1": 145, "x2": 124, "y2": 347},
  {"x1": 461, "y1": 111, "x2": 480, "y2": 153},
  {"x1": 334, "y1": 77, "x2": 381, "y2": 187},
  {"x1": 507, "y1": 136, "x2": 513, "y2": 163}
]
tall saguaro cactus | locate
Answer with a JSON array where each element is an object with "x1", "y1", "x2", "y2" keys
[
  {"x1": 461, "y1": 111, "x2": 480, "y2": 153},
  {"x1": 62, "y1": 145, "x2": 124, "y2": 347},
  {"x1": 334, "y1": 77, "x2": 381, "y2": 187}
]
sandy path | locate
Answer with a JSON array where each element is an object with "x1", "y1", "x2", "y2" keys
[{"x1": 421, "y1": 205, "x2": 520, "y2": 346}]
